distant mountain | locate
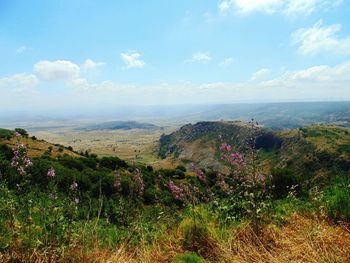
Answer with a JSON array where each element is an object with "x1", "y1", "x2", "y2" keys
[
  {"x1": 2, "y1": 102, "x2": 348, "y2": 130},
  {"x1": 79, "y1": 121, "x2": 158, "y2": 131},
  {"x1": 176, "y1": 101, "x2": 350, "y2": 129}
]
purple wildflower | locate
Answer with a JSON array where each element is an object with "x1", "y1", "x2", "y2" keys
[
  {"x1": 47, "y1": 167, "x2": 55, "y2": 177},
  {"x1": 168, "y1": 180, "x2": 186, "y2": 201},
  {"x1": 114, "y1": 171, "x2": 121, "y2": 190},
  {"x1": 11, "y1": 137, "x2": 32, "y2": 175},
  {"x1": 133, "y1": 169, "x2": 144, "y2": 196},
  {"x1": 220, "y1": 143, "x2": 232, "y2": 152},
  {"x1": 216, "y1": 173, "x2": 229, "y2": 193},
  {"x1": 220, "y1": 142, "x2": 246, "y2": 169},
  {"x1": 196, "y1": 169, "x2": 205, "y2": 182}
]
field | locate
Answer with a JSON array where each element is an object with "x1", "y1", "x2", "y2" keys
[{"x1": 29, "y1": 124, "x2": 178, "y2": 164}]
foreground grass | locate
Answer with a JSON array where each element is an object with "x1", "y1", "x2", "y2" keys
[{"x1": 1, "y1": 212, "x2": 349, "y2": 263}]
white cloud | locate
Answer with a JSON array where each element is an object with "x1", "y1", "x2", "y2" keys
[
  {"x1": 2, "y1": 60, "x2": 350, "y2": 107},
  {"x1": 218, "y1": 0, "x2": 343, "y2": 16},
  {"x1": 251, "y1": 68, "x2": 271, "y2": 81},
  {"x1": 81, "y1": 59, "x2": 105, "y2": 71},
  {"x1": 66, "y1": 61, "x2": 350, "y2": 103},
  {"x1": 185, "y1": 52, "x2": 212, "y2": 63},
  {"x1": 292, "y1": 20, "x2": 350, "y2": 56},
  {"x1": 16, "y1": 46, "x2": 26, "y2": 54},
  {"x1": 0, "y1": 73, "x2": 39, "y2": 91},
  {"x1": 283, "y1": 0, "x2": 317, "y2": 16},
  {"x1": 33, "y1": 60, "x2": 80, "y2": 81},
  {"x1": 120, "y1": 51, "x2": 145, "y2": 69},
  {"x1": 219, "y1": 0, "x2": 283, "y2": 15},
  {"x1": 261, "y1": 62, "x2": 350, "y2": 90},
  {"x1": 219, "y1": 57, "x2": 233, "y2": 67}
]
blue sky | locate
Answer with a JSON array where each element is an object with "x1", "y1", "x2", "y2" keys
[{"x1": 1, "y1": 0, "x2": 350, "y2": 111}]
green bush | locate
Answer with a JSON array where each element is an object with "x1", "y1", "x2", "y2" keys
[
  {"x1": 14, "y1": 128, "x2": 28, "y2": 137},
  {"x1": 99, "y1": 156, "x2": 128, "y2": 170},
  {"x1": 0, "y1": 128, "x2": 14, "y2": 139},
  {"x1": 172, "y1": 252, "x2": 205, "y2": 263},
  {"x1": 179, "y1": 217, "x2": 210, "y2": 252},
  {"x1": 272, "y1": 168, "x2": 301, "y2": 198},
  {"x1": 324, "y1": 177, "x2": 350, "y2": 221}
]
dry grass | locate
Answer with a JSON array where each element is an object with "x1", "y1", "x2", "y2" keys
[
  {"x1": 2, "y1": 214, "x2": 350, "y2": 262},
  {"x1": 31, "y1": 127, "x2": 177, "y2": 164},
  {"x1": 0, "y1": 136, "x2": 80, "y2": 158},
  {"x1": 217, "y1": 214, "x2": 350, "y2": 263},
  {"x1": 108, "y1": 214, "x2": 350, "y2": 263}
]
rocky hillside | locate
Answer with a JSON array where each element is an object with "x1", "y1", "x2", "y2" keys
[{"x1": 159, "y1": 121, "x2": 350, "y2": 177}]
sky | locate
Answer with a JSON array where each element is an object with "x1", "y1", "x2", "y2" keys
[{"x1": 1, "y1": 0, "x2": 350, "y2": 113}]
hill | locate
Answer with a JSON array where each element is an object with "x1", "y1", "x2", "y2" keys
[
  {"x1": 0, "y1": 128, "x2": 80, "y2": 158},
  {"x1": 159, "y1": 121, "x2": 350, "y2": 177},
  {"x1": 177, "y1": 101, "x2": 350, "y2": 129},
  {"x1": 78, "y1": 120, "x2": 158, "y2": 131},
  {"x1": 1, "y1": 123, "x2": 350, "y2": 262}
]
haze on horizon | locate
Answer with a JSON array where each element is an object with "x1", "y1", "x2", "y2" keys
[{"x1": 1, "y1": 0, "x2": 350, "y2": 113}]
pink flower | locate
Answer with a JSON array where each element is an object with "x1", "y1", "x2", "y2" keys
[
  {"x1": 217, "y1": 173, "x2": 229, "y2": 193},
  {"x1": 47, "y1": 167, "x2": 55, "y2": 177},
  {"x1": 168, "y1": 180, "x2": 186, "y2": 201},
  {"x1": 133, "y1": 169, "x2": 144, "y2": 196},
  {"x1": 196, "y1": 169, "x2": 205, "y2": 181},
  {"x1": 11, "y1": 137, "x2": 32, "y2": 175},
  {"x1": 114, "y1": 171, "x2": 121, "y2": 190}
]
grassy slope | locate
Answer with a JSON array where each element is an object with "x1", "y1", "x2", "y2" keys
[
  {"x1": 158, "y1": 122, "x2": 350, "y2": 174},
  {"x1": 0, "y1": 129, "x2": 80, "y2": 158}
]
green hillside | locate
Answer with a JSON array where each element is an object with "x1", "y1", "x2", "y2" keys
[
  {"x1": 159, "y1": 122, "x2": 350, "y2": 179},
  {"x1": 0, "y1": 123, "x2": 349, "y2": 262}
]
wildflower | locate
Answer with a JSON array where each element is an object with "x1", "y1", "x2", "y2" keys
[
  {"x1": 220, "y1": 143, "x2": 232, "y2": 152},
  {"x1": 168, "y1": 180, "x2": 186, "y2": 201},
  {"x1": 220, "y1": 142, "x2": 246, "y2": 169},
  {"x1": 47, "y1": 167, "x2": 55, "y2": 177},
  {"x1": 257, "y1": 173, "x2": 266, "y2": 183},
  {"x1": 15, "y1": 131, "x2": 21, "y2": 137},
  {"x1": 48, "y1": 192, "x2": 57, "y2": 200},
  {"x1": 11, "y1": 137, "x2": 32, "y2": 175},
  {"x1": 114, "y1": 171, "x2": 121, "y2": 190},
  {"x1": 70, "y1": 181, "x2": 78, "y2": 191},
  {"x1": 216, "y1": 173, "x2": 229, "y2": 193},
  {"x1": 196, "y1": 169, "x2": 205, "y2": 182},
  {"x1": 133, "y1": 169, "x2": 144, "y2": 196}
]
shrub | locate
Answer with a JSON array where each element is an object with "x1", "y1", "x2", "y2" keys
[
  {"x1": 272, "y1": 168, "x2": 301, "y2": 198},
  {"x1": 99, "y1": 156, "x2": 128, "y2": 170},
  {"x1": 324, "y1": 177, "x2": 350, "y2": 221},
  {"x1": 59, "y1": 156, "x2": 85, "y2": 171},
  {"x1": 0, "y1": 128, "x2": 14, "y2": 139},
  {"x1": 172, "y1": 252, "x2": 205, "y2": 263},
  {"x1": 179, "y1": 217, "x2": 211, "y2": 252},
  {"x1": 176, "y1": 165, "x2": 187, "y2": 172},
  {"x1": 14, "y1": 128, "x2": 28, "y2": 137}
]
